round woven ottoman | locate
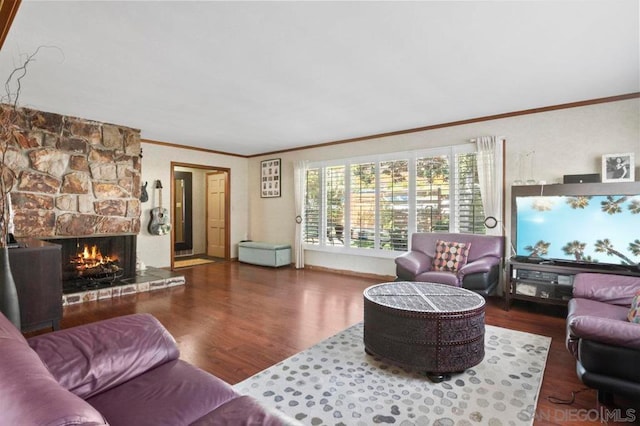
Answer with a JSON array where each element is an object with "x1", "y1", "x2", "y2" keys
[{"x1": 363, "y1": 281, "x2": 485, "y2": 381}]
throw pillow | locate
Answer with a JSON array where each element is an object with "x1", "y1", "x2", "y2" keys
[
  {"x1": 628, "y1": 290, "x2": 640, "y2": 324},
  {"x1": 431, "y1": 240, "x2": 471, "y2": 273}
]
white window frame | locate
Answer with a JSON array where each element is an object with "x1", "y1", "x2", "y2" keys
[{"x1": 303, "y1": 143, "x2": 479, "y2": 258}]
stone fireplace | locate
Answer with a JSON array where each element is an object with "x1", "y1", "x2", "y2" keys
[
  {"x1": 2, "y1": 104, "x2": 142, "y2": 239},
  {"x1": 3, "y1": 104, "x2": 186, "y2": 306}
]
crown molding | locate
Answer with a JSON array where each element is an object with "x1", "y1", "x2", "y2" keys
[
  {"x1": 141, "y1": 138, "x2": 248, "y2": 159},
  {"x1": 146, "y1": 93, "x2": 639, "y2": 159},
  {"x1": 248, "y1": 93, "x2": 640, "y2": 158}
]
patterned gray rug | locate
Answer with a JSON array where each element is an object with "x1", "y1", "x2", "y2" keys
[{"x1": 234, "y1": 322, "x2": 551, "y2": 426}]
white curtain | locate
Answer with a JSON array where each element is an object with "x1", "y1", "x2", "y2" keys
[
  {"x1": 476, "y1": 136, "x2": 504, "y2": 236},
  {"x1": 293, "y1": 160, "x2": 308, "y2": 268}
]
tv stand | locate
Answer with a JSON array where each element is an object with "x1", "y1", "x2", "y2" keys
[{"x1": 505, "y1": 258, "x2": 640, "y2": 310}]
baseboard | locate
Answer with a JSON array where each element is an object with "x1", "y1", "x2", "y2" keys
[
  {"x1": 303, "y1": 264, "x2": 395, "y2": 282},
  {"x1": 232, "y1": 258, "x2": 394, "y2": 281}
]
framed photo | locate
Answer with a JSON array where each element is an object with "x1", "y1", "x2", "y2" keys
[
  {"x1": 261, "y1": 158, "x2": 281, "y2": 198},
  {"x1": 602, "y1": 153, "x2": 635, "y2": 183}
]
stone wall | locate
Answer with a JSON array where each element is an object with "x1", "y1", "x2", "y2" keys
[{"x1": 2, "y1": 104, "x2": 141, "y2": 237}]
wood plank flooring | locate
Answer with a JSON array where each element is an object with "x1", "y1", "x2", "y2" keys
[{"x1": 61, "y1": 261, "x2": 639, "y2": 426}]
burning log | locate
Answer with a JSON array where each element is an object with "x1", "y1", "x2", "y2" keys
[{"x1": 71, "y1": 244, "x2": 121, "y2": 278}]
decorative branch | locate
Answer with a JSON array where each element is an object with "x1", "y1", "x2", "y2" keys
[{"x1": 2, "y1": 45, "x2": 63, "y2": 107}]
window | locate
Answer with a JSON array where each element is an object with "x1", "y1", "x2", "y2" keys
[{"x1": 303, "y1": 144, "x2": 485, "y2": 254}]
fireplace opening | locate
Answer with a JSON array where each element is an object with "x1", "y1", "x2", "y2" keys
[
  {"x1": 45, "y1": 235, "x2": 137, "y2": 294},
  {"x1": 72, "y1": 243, "x2": 123, "y2": 280}
]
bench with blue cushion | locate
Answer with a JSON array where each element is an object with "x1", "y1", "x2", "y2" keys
[{"x1": 238, "y1": 241, "x2": 291, "y2": 267}]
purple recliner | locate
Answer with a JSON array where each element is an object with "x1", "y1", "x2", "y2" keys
[
  {"x1": 394, "y1": 232, "x2": 505, "y2": 296},
  {"x1": 0, "y1": 311, "x2": 299, "y2": 426},
  {"x1": 566, "y1": 273, "x2": 640, "y2": 403}
]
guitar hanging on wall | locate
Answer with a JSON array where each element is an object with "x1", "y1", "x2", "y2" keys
[
  {"x1": 148, "y1": 180, "x2": 171, "y2": 236},
  {"x1": 139, "y1": 181, "x2": 149, "y2": 203}
]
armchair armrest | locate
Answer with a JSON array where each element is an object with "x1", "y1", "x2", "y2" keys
[
  {"x1": 395, "y1": 251, "x2": 432, "y2": 278},
  {"x1": 568, "y1": 314, "x2": 640, "y2": 351},
  {"x1": 458, "y1": 256, "x2": 500, "y2": 279},
  {"x1": 573, "y1": 273, "x2": 640, "y2": 306},
  {"x1": 28, "y1": 313, "x2": 179, "y2": 399}
]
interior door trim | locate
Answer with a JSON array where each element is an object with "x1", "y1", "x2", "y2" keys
[{"x1": 170, "y1": 162, "x2": 231, "y2": 270}]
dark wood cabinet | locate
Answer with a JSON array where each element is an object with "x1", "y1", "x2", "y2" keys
[
  {"x1": 8, "y1": 239, "x2": 62, "y2": 332},
  {"x1": 505, "y1": 259, "x2": 640, "y2": 310},
  {"x1": 505, "y1": 260, "x2": 574, "y2": 310}
]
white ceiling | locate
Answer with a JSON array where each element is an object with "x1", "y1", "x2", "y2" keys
[{"x1": 0, "y1": 1, "x2": 638, "y2": 157}]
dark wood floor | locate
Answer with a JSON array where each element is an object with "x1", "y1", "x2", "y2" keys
[{"x1": 61, "y1": 261, "x2": 638, "y2": 426}]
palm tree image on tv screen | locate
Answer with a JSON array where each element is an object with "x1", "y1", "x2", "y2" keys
[{"x1": 516, "y1": 195, "x2": 640, "y2": 266}]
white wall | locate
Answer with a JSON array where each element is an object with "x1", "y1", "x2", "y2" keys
[
  {"x1": 248, "y1": 98, "x2": 640, "y2": 276},
  {"x1": 138, "y1": 143, "x2": 249, "y2": 268}
]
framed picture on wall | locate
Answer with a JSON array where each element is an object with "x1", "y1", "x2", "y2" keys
[
  {"x1": 261, "y1": 158, "x2": 281, "y2": 198},
  {"x1": 602, "y1": 153, "x2": 635, "y2": 183}
]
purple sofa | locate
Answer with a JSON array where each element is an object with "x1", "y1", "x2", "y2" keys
[
  {"x1": 0, "y1": 311, "x2": 299, "y2": 425},
  {"x1": 566, "y1": 273, "x2": 640, "y2": 404},
  {"x1": 395, "y1": 232, "x2": 505, "y2": 296}
]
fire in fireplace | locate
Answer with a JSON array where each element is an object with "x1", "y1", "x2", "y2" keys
[
  {"x1": 72, "y1": 244, "x2": 123, "y2": 279},
  {"x1": 45, "y1": 235, "x2": 137, "y2": 293}
]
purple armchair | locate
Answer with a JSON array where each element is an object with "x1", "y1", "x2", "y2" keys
[
  {"x1": 395, "y1": 232, "x2": 505, "y2": 296},
  {"x1": 566, "y1": 273, "x2": 640, "y2": 404},
  {"x1": 0, "y1": 311, "x2": 299, "y2": 425}
]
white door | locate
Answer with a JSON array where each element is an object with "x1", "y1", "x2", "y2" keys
[{"x1": 207, "y1": 172, "x2": 227, "y2": 258}]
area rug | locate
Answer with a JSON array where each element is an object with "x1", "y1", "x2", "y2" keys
[
  {"x1": 174, "y1": 258, "x2": 215, "y2": 268},
  {"x1": 234, "y1": 322, "x2": 551, "y2": 426}
]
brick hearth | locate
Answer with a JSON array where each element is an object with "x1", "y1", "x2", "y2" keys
[{"x1": 63, "y1": 267, "x2": 185, "y2": 305}]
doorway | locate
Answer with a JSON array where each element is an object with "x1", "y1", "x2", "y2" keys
[{"x1": 171, "y1": 163, "x2": 230, "y2": 270}]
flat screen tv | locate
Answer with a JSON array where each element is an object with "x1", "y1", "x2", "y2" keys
[{"x1": 511, "y1": 182, "x2": 640, "y2": 270}]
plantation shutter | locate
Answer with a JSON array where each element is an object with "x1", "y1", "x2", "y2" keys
[
  {"x1": 325, "y1": 165, "x2": 345, "y2": 246},
  {"x1": 416, "y1": 155, "x2": 450, "y2": 233},
  {"x1": 303, "y1": 168, "x2": 320, "y2": 244},
  {"x1": 379, "y1": 160, "x2": 409, "y2": 251},
  {"x1": 350, "y1": 162, "x2": 376, "y2": 249},
  {"x1": 453, "y1": 153, "x2": 485, "y2": 234},
  {"x1": 302, "y1": 143, "x2": 484, "y2": 252}
]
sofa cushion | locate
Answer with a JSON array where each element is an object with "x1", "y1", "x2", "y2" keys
[
  {"x1": 0, "y1": 335, "x2": 107, "y2": 425},
  {"x1": 191, "y1": 395, "x2": 301, "y2": 426},
  {"x1": 415, "y1": 270, "x2": 460, "y2": 286},
  {"x1": 431, "y1": 240, "x2": 470, "y2": 273},
  {"x1": 628, "y1": 290, "x2": 640, "y2": 323},
  {"x1": 87, "y1": 359, "x2": 239, "y2": 426},
  {"x1": 29, "y1": 313, "x2": 179, "y2": 399}
]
